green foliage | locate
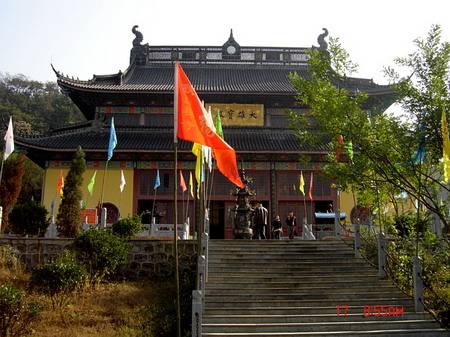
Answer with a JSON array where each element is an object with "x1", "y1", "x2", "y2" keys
[
  {"x1": 9, "y1": 201, "x2": 49, "y2": 236},
  {"x1": 56, "y1": 147, "x2": 86, "y2": 237},
  {"x1": 0, "y1": 283, "x2": 41, "y2": 337},
  {"x1": 0, "y1": 245, "x2": 21, "y2": 273},
  {"x1": 74, "y1": 228, "x2": 131, "y2": 285},
  {"x1": 17, "y1": 157, "x2": 43, "y2": 204},
  {"x1": 389, "y1": 212, "x2": 428, "y2": 237},
  {"x1": 360, "y1": 222, "x2": 450, "y2": 327},
  {"x1": 139, "y1": 270, "x2": 195, "y2": 337},
  {"x1": 0, "y1": 73, "x2": 84, "y2": 133},
  {"x1": 30, "y1": 251, "x2": 86, "y2": 309},
  {"x1": 385, "y1": 25, "x2": 450, "y2": 161},
  {"x1": 112, "y1": 216, "x2": 144, "y2": 238},
  {"x1": 0, "y1": 153, "x2": 25, "y2": 233},
  {"x1": 288, "y1": 25, "x2": 450, "y2": 232}
]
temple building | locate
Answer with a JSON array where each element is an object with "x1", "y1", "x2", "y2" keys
[{"x1": 16, "y1": 27, "x2": 394, "y2": 239}]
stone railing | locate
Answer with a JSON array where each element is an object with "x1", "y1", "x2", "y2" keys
[{"x1": 0, "y1": 237, "x2": 197, "y2": 279}]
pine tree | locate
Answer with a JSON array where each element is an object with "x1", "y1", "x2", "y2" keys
[
  {"x1": 0, "y1": 153, "x2": 25, "y2": 232},
  {"x1": 56, "y1": 146, "x2": 86, "y2": 237}
]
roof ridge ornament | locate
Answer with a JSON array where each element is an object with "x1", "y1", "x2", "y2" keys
[
  {"x1": 132, "y1": 25, "x2": 144, "y2": 47},
  {"x1": 317, "y1": 28, "x2": 329, "y2": 51},
  {"x1": 225, "y1": 28, "x2": 238, "y2": 45}
]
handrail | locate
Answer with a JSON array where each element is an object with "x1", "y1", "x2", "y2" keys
[{"x1": 380, "y1": 238, "x2": 449, "y2": 327}]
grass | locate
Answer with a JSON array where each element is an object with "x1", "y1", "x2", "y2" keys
[
  {"x1": 0, "y1": 245, "x2": 176, "y2": 337},
  {"x1": 32, "y1": 281, "x2": 165, "y2": 337}
]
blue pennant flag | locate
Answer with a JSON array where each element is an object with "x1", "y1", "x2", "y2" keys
[
  {"x1": 107, "y1": 117, "x2": 117, "y2": 161},
  {"x1": 154, "y1": 169, "x2": 161, "y2": 190},
  {"x1": 413, "y1": 133, "x2": 425, "y2": 165}
]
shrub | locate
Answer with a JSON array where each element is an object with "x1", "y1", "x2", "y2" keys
[
  {"x1": 0, "y1": 283, "x2": 41, "y2": 337},
  {"x1": 139, "y1": 270, "x2": 195, "y2": 337},
  {"x1": 56, "y1": 147, "x2": 86, "y2": 237},
  {"x1": 74, "y1": 228, "x2": 131, "y2": 285},
  {"x1": 30, "y1": 251, "x2": 86, "y2": 309},
  {"x1": 112, "y1": 216, "x2": 143, "y2": 238},
  {"x1": 9, "y1": 201, "x2": 49, "y2": 236},
  {"x1": 0, "y1": 245, "x2": 21, "y2": 272}
]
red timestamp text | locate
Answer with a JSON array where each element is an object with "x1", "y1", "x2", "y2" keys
[
  {"x1": 363, "y1": 305, "x2": 405, "y2": 317},
  {"x1": 336, "y1": 305, "x2": 405, "y2": 317}
]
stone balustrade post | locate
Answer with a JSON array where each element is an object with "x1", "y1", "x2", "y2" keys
[
  {"x1": 354, "y1": 223, "x2": 361, "y2": 258},
  {"x1": 334, "y1": 209, "x2": 341, "y2": 240},
  {"x1": 202, "y1": 232, "x2": 209, "y2": 282},
  {"x1": 198, "y1": 255, "x2": 206, "y2": 292},
  {"x1": 191, "y1": 290, "x2": 202, "y2": 337},
  {"x1": 100, "y1": 208, "x2": 107, "y2": 228},
  {"x1": 377, "y1": 232, "x2": 386, "y2": 279},
  {"x1": 413, "y1": 256, "x2": 424, "y2": 312},
  {"x1": 0, "y1": 206, "x2": 3, "y2": 233}
]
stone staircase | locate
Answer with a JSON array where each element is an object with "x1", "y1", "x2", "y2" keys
[{"x1": 202, "y1": 240, "x2": 449, "y2": 337}]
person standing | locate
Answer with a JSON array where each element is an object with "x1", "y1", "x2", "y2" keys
[
  {"x1": 253, "y1": 202, "x2": 268, "y2": 240},
  {"x1": 286, "y1": 211, "x2": 297, "y2": 240},
  {"x1": 271, "y1": 215, "x2": 283, "y2": 240}
]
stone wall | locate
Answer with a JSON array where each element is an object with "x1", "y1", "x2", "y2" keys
[{"x1": 0, "y1": 237, "x2": 197, "y2": 278}]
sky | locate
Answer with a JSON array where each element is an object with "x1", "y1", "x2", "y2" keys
[{"x1": 0, "y1": 0, "x2": 449, "y2": 85}]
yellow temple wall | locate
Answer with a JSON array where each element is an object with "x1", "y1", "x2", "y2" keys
[
  {"x1": 42, "y1": 167, "x2": 134, "y2": 219},
  {"x1": 339, "y1": 190, "x2": 355, "y2": 222}
]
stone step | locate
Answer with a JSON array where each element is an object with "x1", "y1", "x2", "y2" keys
[
  {"x1": 208, "y1": 243, "x2": 353, "y2": 252},
  {"x1": 201, "y1": 328, "x2": 449, "y2": 337},
  {"x1": 202, "y1": 320, "x2": 440, "y2": 333},
  {"x1": 208, "y1": 254, "x2": 358, "y2": 264},
  {"x1": 208, "y1": 266, "x2": 375, "y2": 273},
  {"x1": 207, "y1": 271, "x2": 379, "y2": 278},
  {"x1": 204, "y1": 305, "x2": 416, "y2": 316},
  {"x1": 208, "y1": 260, "x2": 357, "y2": 266},
  {"x1": 203, "y1": 312, "x2": 429, "y2": 324},
  {"x1": 204, "y1": 298, "x2": 413, "y2": 308},
  {"x1": 205, "y1": 292, "x2": 409, "y2": 301},
  {"x1": 206, "y1": 281, "x2": 395, "y2": 289},
  {"x1": 205, "y1": 285, "x2": 403, "y2": 295},
  {"x1": 202, "y1": 241, "x2": 447, "y2": 337},
  {"x1": 207, "y1": 275, "x2": 382, "y2": 283}
]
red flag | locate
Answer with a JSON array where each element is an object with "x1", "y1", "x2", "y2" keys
[
  {"x1": 179, "y1": 170, "x2": 187, "y2": 192},
  {"x1": 308, "y1": 171, "x2": 314, "y2": 201},
  {"x1": 175, "y1": 64, "x2": 244, "y2": 188},
  {"x1": 336, "y1": 135, "x2": 344, "y2": 161}
]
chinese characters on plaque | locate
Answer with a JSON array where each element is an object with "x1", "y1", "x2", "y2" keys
[{"x1": 206, "y1": 103, "x2": 264, "y2": 126}]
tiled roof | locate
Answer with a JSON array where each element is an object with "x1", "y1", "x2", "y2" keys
[
  {"x1": 16, "y1": 125, "x2": 329, "y2": 154},
  {"x1": 56, "y1": 64, "x2": 391, "y2": 95}
]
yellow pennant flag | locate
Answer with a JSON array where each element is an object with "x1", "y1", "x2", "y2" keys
[
  {"x1": 189, "y1": 171, "x2": 195, "y2": 199},
  {"x1": 192, "y1": 143, "x2": 204, "y2": 198},
  {"x1": 442, "y1": 110, "x2": 450, "y2": 183},
  {"x1": 299, "y1": 171, "x2": 305, "y2": 195}
]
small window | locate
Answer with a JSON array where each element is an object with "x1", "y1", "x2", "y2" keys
[{"x1": 164, "y1": 174, "x2": 170, "y2": 188}]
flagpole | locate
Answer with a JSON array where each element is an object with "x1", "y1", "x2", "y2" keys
[
  {"x1": 99, "y1": 161, "x2": 109, "y2": 208},
  {"x1": 173, "y1": 62, "x2": 181, "y2": 337},
  {"x1": 151, "y1": 186, "x2": 157, "y2": 221},
  {"x1": 303, "y1": 195, "x2": 307, "y2": 225},
  {"x1": 0, "y1": 158, "x2": 5, "y2": 187},
  {"x1": 185, "y1": 172, "x2": 190, "y2": 223}
]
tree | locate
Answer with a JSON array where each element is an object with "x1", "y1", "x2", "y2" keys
[
  {"x1": 0, "y1": 73, "x2": 84, "y2": 133},
  {"x1": 56, "y1": 147, "x2": 86, "y2": 237},
  {"x1": 17, "y1": 157, "x2": 43, "y2": 204},
  {"x1": 0, "y1": 153, "x2": 25, "y2": 232},
  {"x1": 288, "y1": 25, "x2": 449, "y2": 232},
  {"x1": 9, "y1": 201, "x2": 49, "y2": 236}
]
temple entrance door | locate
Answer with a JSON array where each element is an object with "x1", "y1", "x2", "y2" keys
[{"x1": 210, "y1": 201, "x2": 225, "y2": 239}]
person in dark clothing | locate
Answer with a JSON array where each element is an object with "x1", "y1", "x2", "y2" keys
[
  {"x1": 271, "y1": 215, "x2": 282, "y2": 240},
  {"x1": 252, "y1": 202, "x2": 268, "y2": 240},
  {"x1": 286, "y1": 211, "x2": 297, "y2": 240}
]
